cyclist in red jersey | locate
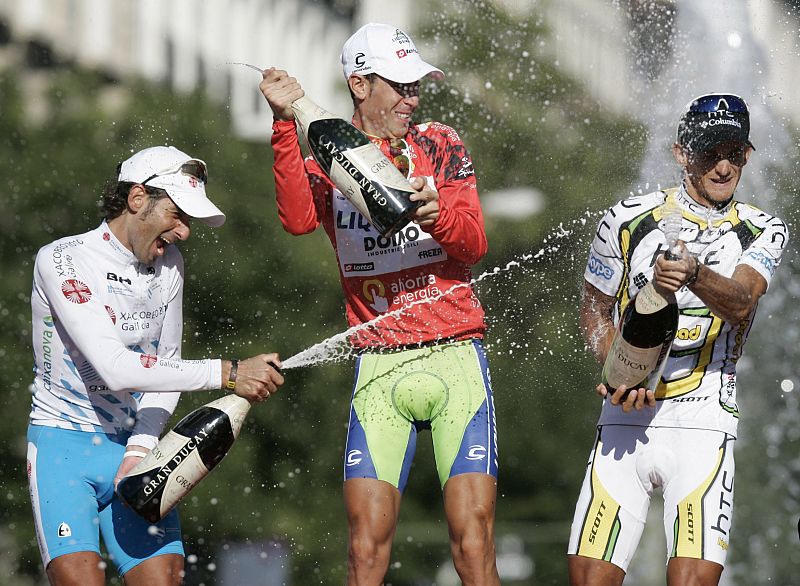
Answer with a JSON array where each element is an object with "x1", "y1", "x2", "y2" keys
[{"x1": 259, "y1": 22, "x2": 499, "y2": 586}]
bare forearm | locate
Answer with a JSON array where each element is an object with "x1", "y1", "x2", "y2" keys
[
  {"x1": 579, "y1": 284, "x2": 616, "y2": 364},
  {"x1": 689, "y1": 264, "x2": 756, "y2": 325},
  {"x1": 581, "y1": 317, "x2": 615, "y2": 365}
]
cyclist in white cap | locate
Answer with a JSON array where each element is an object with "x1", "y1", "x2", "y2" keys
[
  {"x1": 260, "y1": 22, "x2": 499, "y2": 586},
  {"x1": 568, "y1": 94, "x2": 788, "y2": 585},
  {"x1": 27, "y1": 146, "x2": 284, "y2": 586}
]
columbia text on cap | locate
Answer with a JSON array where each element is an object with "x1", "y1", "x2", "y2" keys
[
  {"x1": 118, "y1": 146, "x2": 226, "y2": 227},
  {"x1": 677, "y1": 93, "x2": 755, "y2": 154},
  {"x1": 341, "y1": 23, "x2": 444, "y2": 84}
]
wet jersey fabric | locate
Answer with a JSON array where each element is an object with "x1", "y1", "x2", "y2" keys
[
  {"x1": 272, "y1": 118, "x2": 487, "y2": 347},
  {"x1": 29, "y1": 223, "x2": 222, "y2": 448},
  {"x1": 585, "y1": 185, "x2": 788, "y2": 436},
  {"x1": 344, "y1": 339, "x2": 497, "y2": 490},
  {"x1": 27, "y1": 426, "x2": 183, "y2": 572}
]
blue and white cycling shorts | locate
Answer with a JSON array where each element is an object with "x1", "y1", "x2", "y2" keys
[{"x1": 27, "y1": 425, "x2": 184, "y2": 575}]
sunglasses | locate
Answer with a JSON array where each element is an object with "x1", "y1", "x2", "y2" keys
[
  {"x1": 142, "y1": 159, "x2": 208, "y2": 186},
  {"x1": 378, "y1": 76, "x2": 420, "y2": 99},
  {"x1": 688, "y1": 144, "x2": 749, "y2": 167},
  {"x1": 389, "y1": 138, "x2": 411, "y2": 178},
  {"x1": 686, "y1": 94, "x2": 749, "y2": 115}
]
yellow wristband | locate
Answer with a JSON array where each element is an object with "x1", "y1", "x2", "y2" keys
[{"x1": 226, "y1": 359, "x2": 239, "y2": 390}]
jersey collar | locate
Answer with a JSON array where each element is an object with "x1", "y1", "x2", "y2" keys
[
  {"x1": 95, "y1": 221, "x2": 138, "y2": 265},
  {"x1": 676, "y1": 182, "x2": 734, "y2": 223}
]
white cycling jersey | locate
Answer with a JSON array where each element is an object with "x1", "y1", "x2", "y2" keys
[
  {"x1": 30, "y1": 222, "x2": 221, "y2": 449},
  {"x1": 585, "y1": 185, "x2": 788, "y2": 436}
]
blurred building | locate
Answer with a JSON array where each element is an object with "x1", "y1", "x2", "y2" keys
[
  {"x1": 542, "y1": 0, "x2": 800, "y2": 127},
  {"x1": 0, "y1": 0, "x2": 798, "y2": 139},
  {"x1": 0, "y1": 0, "x2": 413, "y2": 139}
]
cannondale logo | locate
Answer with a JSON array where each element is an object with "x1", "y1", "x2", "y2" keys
[
  {"x1": 355, "y1": 52, "x2": 366, "y2": 67},
  {"x1": 346, "y1": 449, "x2": 363, "y2": 466},
  {"x1": 466, "y1": 445, "x2": 487, "y2": 461}
]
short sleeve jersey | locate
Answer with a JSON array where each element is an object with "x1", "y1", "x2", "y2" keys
[
  {"x1": 584, "y1": 185, "x2": 788, "y2": 436},
  {"x1": 30, "y1": 223, "x2": 220, "y2": 436}
]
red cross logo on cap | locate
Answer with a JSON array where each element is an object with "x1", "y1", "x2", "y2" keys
[{"x1": 140, "y1": 354, "x2": 157, "y2": 368}]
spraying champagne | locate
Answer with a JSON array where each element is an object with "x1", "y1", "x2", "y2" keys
[
  {"x1": 601, "y1": 194, "x2": 682, "y2": 398},
  {"x1": 116, "y1": 393, "x2": 253, "y2": 523},
  {"x1": 235, "y1": 62, "x2": 420, "y2": 237}
]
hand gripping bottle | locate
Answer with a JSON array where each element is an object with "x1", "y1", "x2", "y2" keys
[
  {"x1": 116, "y1": 394, "x2": 251, "y2": 523},
  {"x1": 291, "y1": 95, "x2": 421, "y2": 237},
  {"x1": 601, "y1": 194, "x2": 682, "y2": 398}
]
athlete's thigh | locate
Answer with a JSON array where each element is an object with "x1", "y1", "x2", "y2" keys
[
  {"x1": 100, "y1": 497, "x2": 183, "y2": 578},
  {"x1": 345, "y1": 352, "x2": 418, "y2": 491},
  {"x1": 443, "y1": 472, "x2": 497, "y2": 536},
  {"x1": 47, "y1": 551, "x2": 105, "y2": 586},
  {"x1": 27, "y1": 425, "x2": 108, "y2": 568},
  {"x1": 121, "y1": 552, "x2": 184, "y2": 586},
  {"x1": 567, "y1": 425, "x2": 652, "y2": 573},
  {"x1": 430, "y1": 340, "x2": 498, "y2": 487},
  {"x1": 661, "y1": 428, "x2": 734, "y2": 567},
  {"x1": 344, "y1": 477, "x2": 402, "y2": 542}
]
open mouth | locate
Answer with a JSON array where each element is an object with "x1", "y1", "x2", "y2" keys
[{"x1": 154, "y1": 235, "x2": 171, "y2": 257}]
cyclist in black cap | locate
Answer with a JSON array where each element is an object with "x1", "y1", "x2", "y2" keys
[{"x1": 567, "y1": 94, "x2": 788, "y2": 585}]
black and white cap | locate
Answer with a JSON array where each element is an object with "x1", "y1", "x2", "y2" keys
[{"x1": 676, "y1": 93, "x2": 755, "y2": 154}]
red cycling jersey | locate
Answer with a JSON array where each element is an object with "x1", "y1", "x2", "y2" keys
[{"x1": 271, "y1": 118, "x2": 487, "y2": 347}]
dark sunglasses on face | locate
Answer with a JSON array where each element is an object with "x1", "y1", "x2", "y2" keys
[
  {"x1": 687, "y1": 94, "x2": 749, "y2": 115},
  {"x1": 689, "y1": 144, "x2": 749, "y2": 167},
  {"x1": 378, "y1": 76, "x2": 420, "y2": 99},
  {"x1": 142, "y1": 159, "x2": 208, "y2": 186}
]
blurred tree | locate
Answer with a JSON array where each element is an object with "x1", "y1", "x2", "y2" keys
[
  {"x1": 0, "y1": 2, "x2": 649, "y2": 584},
  {"x1": 411, "y1": 2, "x2": 646, "y2": 583}
]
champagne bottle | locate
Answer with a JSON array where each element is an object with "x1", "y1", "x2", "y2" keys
[
  {"x1": 601, "y1": 194, "x2": 682, "y2": 398},
  {"x1": 291, "y1": 96, "x2": 421, "y2": 238},
  {"x1": 116, "y1": 394, "x2": 252, "y2": 523}
]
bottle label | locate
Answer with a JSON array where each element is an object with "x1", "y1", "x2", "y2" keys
[
  {"x1": 634, "y1": 283, "x2": 668, "y2": 315},
  {"x1": 331, "y1": 193, "x2": 445, "y2": 277},
  {"x1": 603, "y1": 335, "x2": 662, "y2": 390}
]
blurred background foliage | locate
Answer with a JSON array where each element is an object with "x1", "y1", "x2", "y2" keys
[{"x1": 2, "y1": 1, "x2": 798, "y2": 585}]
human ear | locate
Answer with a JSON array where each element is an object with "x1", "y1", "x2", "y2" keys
[
  {"x1": 126, "y1": 184, "x2": 147, "y2": 213},
  {"x1": 348, "y1": 75, "x2": 371, "y2": 101},
  {"x1": 672, "y1": 143, "x2": 689, "y2": 167}
]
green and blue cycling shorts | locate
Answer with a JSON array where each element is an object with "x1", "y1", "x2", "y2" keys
[{"x1": 344, "y1": 338, "x2": 498, "y2": 491}]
